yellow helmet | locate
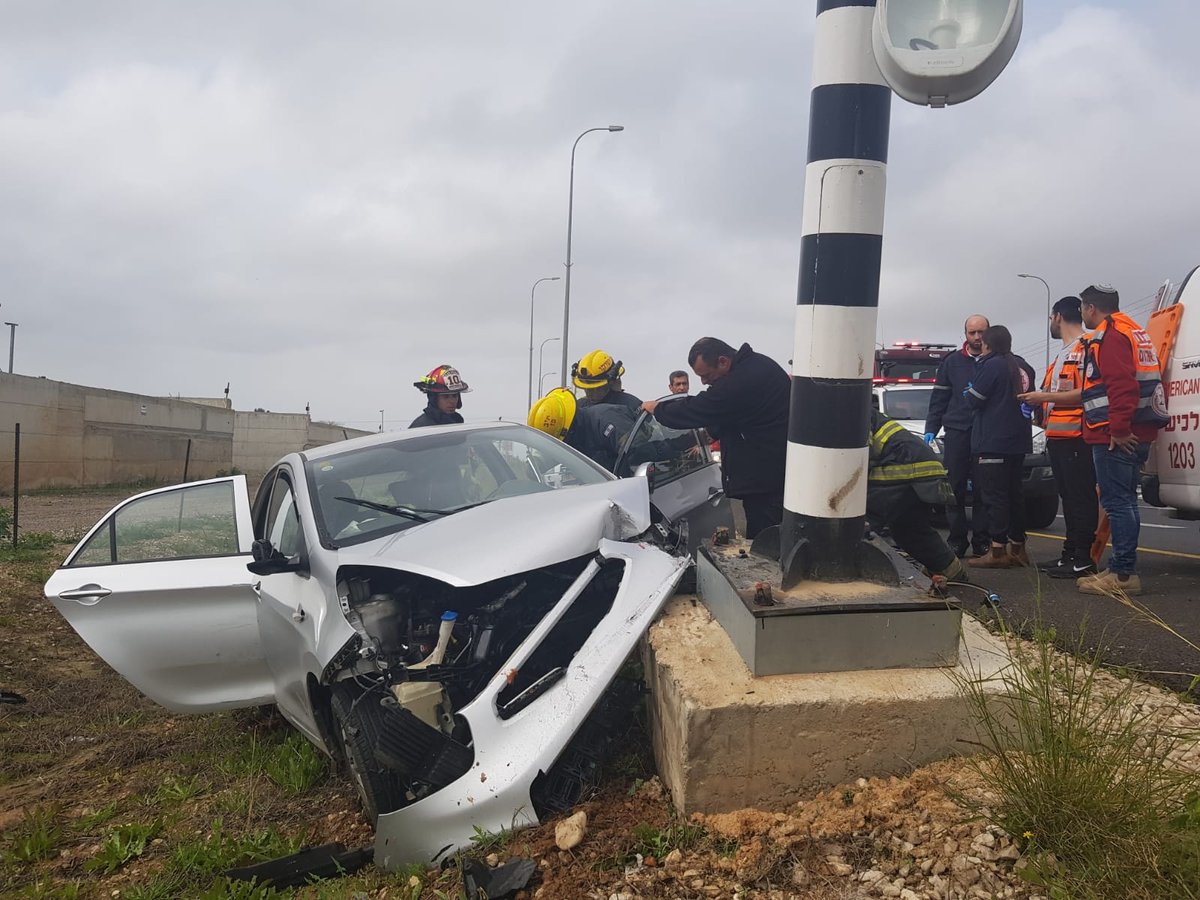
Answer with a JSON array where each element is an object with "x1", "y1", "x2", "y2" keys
[
  {"x1": 528, "y1": 388, "x2": 577, "y2": 441},
  {"x1": 571, "y1": 349, "x2": 624, "y2": 389}
]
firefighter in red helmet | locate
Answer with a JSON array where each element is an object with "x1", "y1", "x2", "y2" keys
[{"x1": 411, "y1": 365, "x2": 471, "y2": 428}]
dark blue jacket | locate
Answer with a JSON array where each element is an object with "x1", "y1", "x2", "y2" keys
[
  {"x1": 651, "y1": 344, "x2": 790, "y2": 498},
  {"x1": 964, "y1": 353, "x2": 1036, "y2": 456},
  {"x1": 924, "y1": 345, "x2": 985, "y2": 435},
  {"x1": 567, "y1": 403, "x2": 638, "y2": 473}
]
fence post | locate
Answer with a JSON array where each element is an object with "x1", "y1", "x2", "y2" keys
[
  {"x1": 183, "y1": 438, "x2": 192, "y2": 482},
  {"x1": 12, "y1": 422, "x2": 19, "y2": 547}
]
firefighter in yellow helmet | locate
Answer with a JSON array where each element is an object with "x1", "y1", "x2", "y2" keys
[
  {"x1": 529, "y1": 387, "x2": 637, "y2": 473},
  {"x1": 411, "y1": 365, "x2": 471, "y2": 428},
  {"x1": 571, "y1": 350, "x2": 642, "y2": 413}
]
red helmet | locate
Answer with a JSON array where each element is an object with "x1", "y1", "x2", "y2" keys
[{"x1": 414, "y1": 365, "x2": 471, "y2": 395}]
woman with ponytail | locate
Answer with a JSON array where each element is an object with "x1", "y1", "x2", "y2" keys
[{"x1": 964, "y1": 325, "x2": 1038, "y2": 568}]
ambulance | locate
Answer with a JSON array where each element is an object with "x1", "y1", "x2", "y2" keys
[{"x1": 1142, "y1": 267, "x2": 1200, "y2": 512}]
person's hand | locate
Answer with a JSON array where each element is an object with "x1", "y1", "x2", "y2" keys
[
  {"x1": 641, "y1": 400, "x2": 658, "y2": 415},
  {"x1": 1018, "y1": 390, "x2": 1051, "y2": 404},
  {"x1": 923, "y1": 432, "x2": 936, "y2": 445},
  {"x1": 1109, "y1": 433, "x2": 1140, "y2": 454}
]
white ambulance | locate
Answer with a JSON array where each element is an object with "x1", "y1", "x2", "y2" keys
[{"x1": 1139, "y1": 267, "x2": 1200, "y2": 511}]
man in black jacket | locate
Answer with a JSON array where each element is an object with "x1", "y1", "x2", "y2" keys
[
  {"x1": 924, "y1": 315, "x2": 990, "y2": 557},
  {"x1": 644, "y1": 338, "x2": 789, "y2": 539}
]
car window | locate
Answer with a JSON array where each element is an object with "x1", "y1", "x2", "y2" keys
[
  {"x1": 308, "y1": 425, "x2": 611, "y2": 546},
  {"x1": 881, "y1": 388, "x2": 933, "y2": 421},
  {"x1": 68, "y1": 481, "x2": 240, "y2": 566},
  {"x1": 617, "y1": 411, "x2": 707, "y2": 486},
  {"x1": 265, "y1": 474, "x2": 303, "y2": 558}
]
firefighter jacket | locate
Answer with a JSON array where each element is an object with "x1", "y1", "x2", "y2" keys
[
  {"x1": 566, "y1": 402, "x2": 638, "y2": 473},
  {"x1": 867, "y1": 411, "x2": 954, "y2": 518},
  {"x1": 1040, "y1": 340, "x2": 1084, "y2": 439},
  {"x1": 1080, "y1": 312, "x2": 1169, "y2": 439},
  {"x1": 410, "y1": 404, "x2": 464, "y2": 428}
]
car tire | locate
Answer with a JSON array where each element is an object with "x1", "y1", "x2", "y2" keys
[
  {"x1": 1141, "y1": 475, "x2": 1163, "y2": 507},
  {"x1": 330, "y1": 685, "x2": 407, "y2": 824},
  {"x1": 1024, "y1": 495, "x2": 1060, "y2": 531}
]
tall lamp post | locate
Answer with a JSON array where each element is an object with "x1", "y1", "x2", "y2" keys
[
  {"x1": 539, "y1": 372, "x2": 559, "y2": 395},
  {"x1": 528, "y1": 276, "x2": 560, "y2": 411},
  {"x1": 1018, "y1": 273, "x2": 1052, "y2": 372},
  {"x1": 3, "y1": 322, "x2": 16, "y2": 375},
  {"x1": 561, "y1": 125, "x2": 624, "y2": 388},
  {"x1": 537, "y1": 337, "x2": 560, "y2": 400},
  {"x1": 775, "y1": 0, "x2": 1022, "y2": 587}
]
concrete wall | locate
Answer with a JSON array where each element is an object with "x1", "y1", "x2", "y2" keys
[{"x1": 0, "y1": 373, "x2": 369, "y2": 492}]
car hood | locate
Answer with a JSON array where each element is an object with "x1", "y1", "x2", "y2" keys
[{"x1": 335, "y1": 477, "x2": 653, "y2": 586}]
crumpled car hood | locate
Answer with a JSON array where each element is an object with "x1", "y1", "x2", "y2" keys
[{"x1": 336, "y1": 477, "x2": 652, "y2": 586}]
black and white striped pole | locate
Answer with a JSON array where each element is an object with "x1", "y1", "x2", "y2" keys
[{"x1": 778, "y1": 0, "x2": 1023, "y2": 587}]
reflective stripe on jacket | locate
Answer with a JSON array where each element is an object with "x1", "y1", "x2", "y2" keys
[
  {"x1": 1080, "y1": 312, "x2": 1169, "y2": 431},
  {"x1": 868, "y1": 414, "x2": 954, "y2": 508},
  {"x1": 1040, "y1": 341, "x2": 1084, "y2": 439}
]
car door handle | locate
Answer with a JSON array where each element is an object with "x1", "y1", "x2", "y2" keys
[{"x1": 57, "y1": 585, "x2": 112, "y2": 605}]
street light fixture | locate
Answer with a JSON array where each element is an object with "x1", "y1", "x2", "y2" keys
[
  {"x1": 1018, "y1": 273, "x2": 1052, "y2": 372},
  {"x1": 539, "y1": 372, "x2": 559, "y2": 396},
  {"x1": 537, "y1": 337, "x2": 560, "y2": 401},
  {"x1": 561, "y1": 125, "x2": 624, "y2": 389},
  {"x1": 873, "y1": 0, "x2": 1023, "y2": 107},
  {"x1": 528, "y1": 276, "x2": 560, "y2": 412}
]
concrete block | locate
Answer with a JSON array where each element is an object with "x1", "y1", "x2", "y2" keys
[{"x1": 642, "y1": 596, "x2": 1009, "y2": 816}]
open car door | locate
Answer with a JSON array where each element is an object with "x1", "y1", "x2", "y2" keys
[
  {"x1": 614, "y1": 396, "x2": 734, "y2": 554},
  {"x1": 43, "y1": 476, "x2": 272, "y2": 713}
]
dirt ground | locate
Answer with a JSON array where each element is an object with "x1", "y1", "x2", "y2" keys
[{"x1": 0, "y1": 490, "x2": 1074, "y2": 898}]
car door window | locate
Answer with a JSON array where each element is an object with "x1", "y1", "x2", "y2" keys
[
  {"x1": 617, "y1": 413, "x2": 708, "y2": 486},
  {"x1": 68, "y1": 481, "x2": 240, "y2": 566},
  {"x1": 264, "y1": 473, "x2": 304, "y2": 559}
]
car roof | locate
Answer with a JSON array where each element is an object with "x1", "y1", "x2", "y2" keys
[{"x1": 302, "y1": 420, "x2": 527, "y2": 463}]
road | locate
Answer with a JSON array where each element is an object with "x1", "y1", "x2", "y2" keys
[{"x1": 964, "y1": 500, "x2": 1200, "y2": 697}]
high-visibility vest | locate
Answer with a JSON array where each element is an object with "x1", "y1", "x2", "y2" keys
[
  {"x1": 1040, "y1": 340, "x2": 1084, "y2": 439},
  {"x1": 1080, "y1": 312, "x2": 1169, "y2": 431}
]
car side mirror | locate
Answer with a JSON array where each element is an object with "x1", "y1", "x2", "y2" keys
[{"x1": 247, "y1": 539, "x2": 303, "y2": 576}]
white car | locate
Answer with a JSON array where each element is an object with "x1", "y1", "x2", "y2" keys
[
  {"x1": 44, "y1": 422, "x2": 686, "y2": 868},
  {"x1": 873, "y1": 383, "x2": 1059, "y2": 530}
]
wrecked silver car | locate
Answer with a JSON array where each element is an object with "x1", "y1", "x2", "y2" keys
[{"x1": 43, "y1": 423, "x2": 686, "y2": 868}]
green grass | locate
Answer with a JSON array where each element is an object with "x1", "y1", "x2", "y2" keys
[
  {"x1": 263, "y1": 732, "x2": 327, "y2": 794},
  {"x1": 955, "y1": 618, "x2": 1200, "y2": 899},
  {"x1": 75, "y1": 803, "x2": 119, "y2": 832},
  {"x1": 85, "y1": 820, "x2": 163, "y2": 874},
  {"x1": 3, "y1": 807, "x2": 61, "y2": 864},
  {"x1": 630, "y1": 821, "x2": 709, "y2": 859}
]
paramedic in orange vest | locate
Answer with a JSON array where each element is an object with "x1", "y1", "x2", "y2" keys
[
  {"x1": 1017, "y1": 296, "x2": 1098, "y2": 579},
  {"x1": 1074, "y1": 284, "x2": 1168, "y2": 595}
]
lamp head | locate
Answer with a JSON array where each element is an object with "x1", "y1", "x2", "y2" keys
[
  {"x1": 607, "y1": 125, "x2": 625, "y2": 132},
  {"x1": 872, "y1": 0, "x2": 1022, "y2": 107}
]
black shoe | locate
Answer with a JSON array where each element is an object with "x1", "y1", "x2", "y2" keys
[
  {"x1": 1047, "y1": 559, "x2": 1098, "y2": 579},
  {"x1": 950, "y1": 542, "x2": 969, "y2": 558},
  {"x1": 1037, "y1": 556, "x2": 1069, "y2": 573},
  {"x1": 970, "y1": 544, "x2": 990, "y2": 558}
]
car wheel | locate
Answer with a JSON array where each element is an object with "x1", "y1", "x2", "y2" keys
[
  {"x1": 1024, "y1": 495, "x2": 1060, "y2": 531},
  {"x1": 1141, "y1": 475, "x2": 1163, "y2": 507},
  {"x1": 330, "y1": 685, "x2": 407, "y2": 824}
]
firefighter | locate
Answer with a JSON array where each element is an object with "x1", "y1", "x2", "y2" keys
[
  {"x1": 867, "y1": 409, "x2": 967, "y2": 583},
  {"x1": 528, "y1": 387, "x2": 637, "y2": 473},
  {"x1": 1018, "y1": 296, "x2": 1098, "y2": 578},
  {"x1": 411, "y1": 365, "x2": 470, "y2": 428},
  {"x1": 571, "y1": 350, "x2": 643, "y2": 412}
]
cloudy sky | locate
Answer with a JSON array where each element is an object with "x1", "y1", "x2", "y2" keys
[{"x1": 1, "y1": 1, "x2": 1196, "y2": 430}]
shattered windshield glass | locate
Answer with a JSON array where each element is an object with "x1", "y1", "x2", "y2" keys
[{"x1": 308, "y1": 426, "x2": 612, "y2": 546}]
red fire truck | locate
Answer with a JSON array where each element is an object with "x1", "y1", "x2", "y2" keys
[{"x1": 873, "y1": 341, "x2": 956, "y2": 384}]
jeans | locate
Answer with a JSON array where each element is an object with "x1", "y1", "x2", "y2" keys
[
  {"x1": 1092, "y1": 442, "x2": 1150, "y2": 575},
  {"x1": 741, "y1": 493, "x2": 783, "y2": 540},
  {"x1": 1048, "y1": 438, "x2": 1098, "y2": 562}
]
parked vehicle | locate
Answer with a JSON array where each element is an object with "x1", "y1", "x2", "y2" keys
[
  {"x1": 874, "y1": 341, "x2": 956, "y2": 384},
  {"x1": 44, "y1": 422, "x2": 688, "y2": 868},
  {"x1": 873, "y1": 383, "x2": 1059, "y2": 530}
]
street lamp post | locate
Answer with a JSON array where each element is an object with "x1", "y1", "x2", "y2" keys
[
  {"x1": 3, "y1": 323, "x2": 16, "y2": 375},
  {"x1": 537, "y1": 337, "x2": 560, "y2": 400},
  {"x1": 539, "y1": 372, "x2": 559, "y2": 395},
  {"x1": 561, "y1": 125, "x2": 624, "y2": 389},
  {"x1": 379, "y1": 410, "x2": 384, "y2": 433},
  {"x1": 1018, "y1": 273, "x2": 1052, "y2": 372},
  {"x1": 528, "y1": 276, "x2": 560, "y2": 411}
]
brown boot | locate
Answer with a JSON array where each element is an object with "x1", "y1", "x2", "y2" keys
[
  {"x1": 969, "y1": 545, "x2": 1014, "y2": 569},
  {"x1": 1007, "y1": 542, "x2": 1030, "y2": 566}
]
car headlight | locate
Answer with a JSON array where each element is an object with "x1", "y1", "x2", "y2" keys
[{"x1": 1032, "y1": 429, "x2": 1046, "y2": 455}]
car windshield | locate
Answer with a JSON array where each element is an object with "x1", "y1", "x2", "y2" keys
[
  {"x1": 875, "y1": 359, "x2": 943, "y2": 381},
  {"x1": 307, "y1": 425, "x2": 612, "y2": 546},
  {"x1": 880, "y1": 387, "x2": 934, "y2": 421}
]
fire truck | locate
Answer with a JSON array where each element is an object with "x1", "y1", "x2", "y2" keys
[{"x1": 873, "y1": 341, "x2": 957, "y2": 384}]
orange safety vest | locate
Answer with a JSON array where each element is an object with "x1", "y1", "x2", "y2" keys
[
  {"x1": 1040, "y1": 340, "x2": 1084, "y2": 439},
  {"x1": 1080, "y1": 312, "x2": 1169, "y2": 431}
]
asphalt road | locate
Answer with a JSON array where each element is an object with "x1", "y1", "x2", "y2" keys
[{"x1": 962, "y1": 500, "x2": 1200, "y2": 697}]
